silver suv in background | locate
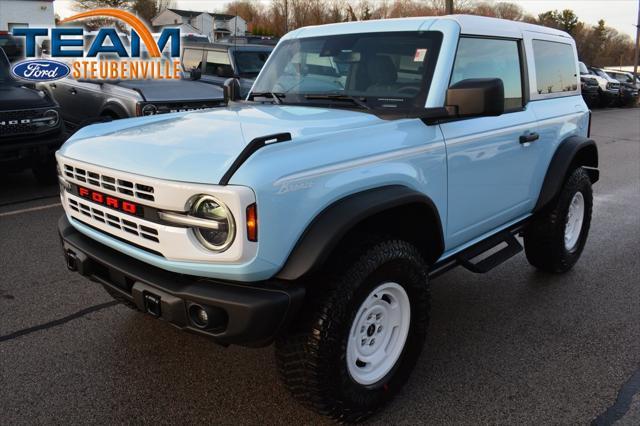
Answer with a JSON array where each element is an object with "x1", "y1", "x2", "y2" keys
[
  {"x1": 38, "y1": 77, "x2": 224, "y2": 132},
  {"x1": 181, "y1": 42, "x2": 273, "y2": 97}
]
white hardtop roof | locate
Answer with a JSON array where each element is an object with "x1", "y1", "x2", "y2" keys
[{"x1": 285, "y1": 14, "x2": 571, "y2": 40}]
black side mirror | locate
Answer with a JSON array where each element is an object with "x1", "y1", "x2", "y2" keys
[
  {"x1": 190, "y1": 67, "x2": 202, "y2": 81},
  {"x1": 216, "y1": 65, "x2": 235, "y2": 78},
  {"x1": 223, "y1": 78, "x2": 241, "y2": 102},
  {"x1": 446, "y1": 78, "x2": 504, "y2": 118}
]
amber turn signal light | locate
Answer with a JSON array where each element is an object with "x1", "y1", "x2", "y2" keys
[{"x1": 246, "y1": 203, "x2": 258, "y2": 242}]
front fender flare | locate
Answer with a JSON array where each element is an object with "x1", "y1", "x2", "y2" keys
[{"x1": 276, "y1": 185, "x2": 445, "y2": 281}]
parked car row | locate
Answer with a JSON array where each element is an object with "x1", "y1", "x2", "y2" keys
[{"x1": 579, "y1": 61, "x2": 639, "y2": 107}]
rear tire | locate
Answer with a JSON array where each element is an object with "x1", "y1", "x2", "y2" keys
[
  {"x1": 275, "y1": 239, "x2": 429, "y2": 422},
  {"x1": 524, "y1": 167, "x2": 593, "y2": 273}
]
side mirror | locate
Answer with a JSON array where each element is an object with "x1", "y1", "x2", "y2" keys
[
  {"x1": 216, "y1": 65, "x2": 235, "y2": 78},
  {"x1": 223, "y1": 78, "x2": 241, "y2": 102},
  {"x1": 446, "y1": 78, "x2": 504, "y2": 118},
  {"x1": 190, "y1": 67, "x2": 202, "y2": 81}
]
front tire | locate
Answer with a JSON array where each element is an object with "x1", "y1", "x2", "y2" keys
[
  {"x1": 275, "y1": 239, "x2": 429, "y2": 422},
  {"x1": 524, "y1": 167, "x2": 593, "y2": 273}
]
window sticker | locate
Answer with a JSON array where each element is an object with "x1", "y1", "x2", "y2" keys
[{"x1": 414, "y1": 48, "x2": 427, "y2": 62}]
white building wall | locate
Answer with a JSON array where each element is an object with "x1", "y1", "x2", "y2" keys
[
  {"x1": 215, "y1": 17, "x2": 246, "y2": 36},
  {"x1": 151, "y1": 9, "x2": 185, "y2": 27},
  {"x1": 0, "y1": 0, "x2": 55, "y2": 31}
]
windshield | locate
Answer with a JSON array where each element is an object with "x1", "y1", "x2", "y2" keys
[
  {"x1": 234, "y1": 50, "x2": 270, "y2": 78},
  {"x1": 250, "y1": 31, "x2": 442, "y2": 112}
]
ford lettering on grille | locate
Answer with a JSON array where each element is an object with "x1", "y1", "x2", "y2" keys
[{"x1": 78, "y1": 186, "x2": 142, "y2": 217}]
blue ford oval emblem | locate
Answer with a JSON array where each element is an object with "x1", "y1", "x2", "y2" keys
[{"x1": 11, "y1": 59, "x2": 70, "y2": 82}]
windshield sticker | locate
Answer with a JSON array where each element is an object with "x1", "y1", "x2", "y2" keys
[{"x1": 414, "y1": 48, "x2": 427, "y2": 62}]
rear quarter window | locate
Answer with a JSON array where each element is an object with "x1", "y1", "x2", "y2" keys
[{"x1": 532, "y1": 40, "x2": 578, "y2": 95}]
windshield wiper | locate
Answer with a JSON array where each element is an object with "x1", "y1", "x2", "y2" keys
[
  {"x1": 303, "y1": 94, "x2": 371, "y2": 110},
  {"x1": 250, "y1": 91, "x2": 285, "y2": 104}
]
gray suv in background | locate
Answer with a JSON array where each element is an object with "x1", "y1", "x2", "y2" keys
[
  {"x1": 181, "y1": 42, "x2": 272, "y2": 97},
  {"x1": 38, "y1": 77, "x2": 225, "y2": 132}
]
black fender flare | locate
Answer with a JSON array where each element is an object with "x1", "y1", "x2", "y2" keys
[
  {"x1": 534, "y1": 135, "x2": 598, "y2": 212},
  {"x1": 276, "y1": 185, "x2": 445, "y2": 281},
  {"x1": 100, "y1": 101, "x2": 128, "y2": 119}
]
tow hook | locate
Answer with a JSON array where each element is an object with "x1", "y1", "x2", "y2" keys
[
  {"x1": 143, "y1": 293, "x2": 162, "y2": 317},
  {"x1": 66, "y1": 249, "x2": 78, "y2": 271}
]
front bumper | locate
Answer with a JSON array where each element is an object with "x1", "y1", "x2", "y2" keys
[
  {"x1": 0, "y1": 127, "x2": 66, "y2": 166},
  {"x1": 59, "y1": 215, "x2": 305, "y2": 347}
]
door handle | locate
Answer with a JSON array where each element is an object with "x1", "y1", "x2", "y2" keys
[
  {"x1": 69, "y1": 88, "x2": 77, "y2": 95},
  {"x1": 519, "y1": 132, "x2": 539, "y2": 144}
]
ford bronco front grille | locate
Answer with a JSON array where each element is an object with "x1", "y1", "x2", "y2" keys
[
  {"x1": 68, "y1": 198, "x2": 160, "y2": 243},
  {"x1": 0, "y1": 109, "x2": 41, "y2": 137},
  {"x1": 64, "y1": 164, "x2": 155, "y2": 202}
]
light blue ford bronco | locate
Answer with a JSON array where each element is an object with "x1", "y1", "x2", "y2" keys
[{"x1": 57, "y1": 15, "x2": 598, "y2": 421}]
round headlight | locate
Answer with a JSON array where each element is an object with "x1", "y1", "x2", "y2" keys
[
  {"x1": 141, "y1": 104, "x2": 158, "y2": 116},
  {"x1": 43, "y1": 109, "x2": 59, "y2": 127},
  {"x1": 191, "y1": 195, "x2": 235, "y2": 252}
]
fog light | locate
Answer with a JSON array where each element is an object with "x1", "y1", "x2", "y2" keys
[
  {"x1": 196, "y1": 307, "x2": 208, "y2": 324},
  {"x1": 189, "y1": 304, "x2": 209, "y2": 328},
  {"x1": 188, "y1": 303, "x2": 228, "y2": 331}
]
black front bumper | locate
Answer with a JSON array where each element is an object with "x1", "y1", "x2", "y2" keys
[
  {"x1": 59, "y1": 216, "x2": 305, "y2": 347},
  {"x1": 0, "y1": 127, "x2": 66, "y2": 166}
]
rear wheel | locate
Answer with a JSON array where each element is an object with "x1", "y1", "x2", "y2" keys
[
  {"x1": 275, "y1": 239, "x2": 429, "y2": 422},
  {"x1": 524, "y1": 167, "x2": 593, "y2": 273}
]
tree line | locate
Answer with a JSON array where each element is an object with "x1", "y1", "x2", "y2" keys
[{"x1": 72, "y1": 0, "x2": 637, "y2": 67}]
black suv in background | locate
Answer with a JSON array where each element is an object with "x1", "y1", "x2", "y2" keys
[
  {"x1": 580, "y1": 74, "x2": 600, "y2": 107},
  {"x1": 181, "y1": 42, "x2": 273, "y2": 97},
  {"x1": 605, "y1": 69, "x2": 639, "y2": 106},
  {"x1": 0, "y1": 32, "x2": 24, "y2": 62},
  {"x1": 0, "y1": 48, "x2": 65, "y2": 184}
]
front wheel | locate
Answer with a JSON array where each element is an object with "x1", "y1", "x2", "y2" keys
[
  {"x1": 524, "y1": 167, "x2": 593, "y2": 273},
  {"x1": 275, "y1": 239, "x2": 429, "y2": 422}
]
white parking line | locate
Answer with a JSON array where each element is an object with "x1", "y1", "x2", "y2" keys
[{"x1": 0, "y1": 203, "x2": 62, "y2": 218}]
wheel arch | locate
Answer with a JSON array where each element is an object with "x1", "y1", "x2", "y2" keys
[
  {"x1": 100, "y1": 101, "x2": 129, "y2": 119},
  {"x1": 275, "y1": 185, "x2": 445, "y2": 281},
  {"x1": 534, "y1": 135, "x2": 598, "y2": 213}
]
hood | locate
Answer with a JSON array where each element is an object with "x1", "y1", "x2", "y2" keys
[
  {"x1": 115, "y1": 79, "x2": 224, "y2": 102},
  {"x1": 59, "y1": 103, "x2": 383, "y2": 184},
  {"x1": 0, "y1": 82, "x2": 56, "y2": 110}
]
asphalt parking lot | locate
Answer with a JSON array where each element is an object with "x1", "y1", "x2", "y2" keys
[{"x1": 1, "y1": 108, "x2": 639, "y2": 425}]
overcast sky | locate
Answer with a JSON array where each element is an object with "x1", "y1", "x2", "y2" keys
[{"x1": 54, "y1": 0, "x2": 639, "y2": 38}]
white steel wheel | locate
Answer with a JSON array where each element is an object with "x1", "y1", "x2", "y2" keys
[
  {"x1": 564, "y1": 191, "x2": 585, "y2": 251},
  {"x1": 346, "y1": 282, "x2": 411, "y2": 386}
]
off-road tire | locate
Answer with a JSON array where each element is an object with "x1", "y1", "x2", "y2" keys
[
  {"x1": 524, "y1": 167, "x2": 593, "y2": 273},
  {"x1": 275, "y1": 239, "x2": 429, "y2": 423}
]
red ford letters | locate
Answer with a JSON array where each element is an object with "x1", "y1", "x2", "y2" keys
[{"x1": 78, "y1": 186, "x2": 139, "y2": 215}]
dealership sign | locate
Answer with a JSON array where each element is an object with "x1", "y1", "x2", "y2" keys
[{"x1": 11, "y1": 9, "x2": 181, "y2": 81}]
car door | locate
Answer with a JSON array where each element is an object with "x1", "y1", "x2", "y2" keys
[
  {"x1": 440, "y1": 36, "x2": 541, "y2": 249},
  {"x1": 60, "y1": 78, "x2": 104, "y2": 127}
]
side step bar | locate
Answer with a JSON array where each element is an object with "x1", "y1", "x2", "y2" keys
[
  {"x1": 428, "y1": 220, "x2": 527, "y2": 279},
  {"x1": 456, "y1": 231, "x2": 522, "y2": 273}
]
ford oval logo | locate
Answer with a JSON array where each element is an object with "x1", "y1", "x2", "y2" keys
[{"x1": 11, "y1": 59, "x2": 70, "y2": 82}]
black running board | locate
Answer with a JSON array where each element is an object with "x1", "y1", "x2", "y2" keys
[{"x1": 428, "y1": 220, "x2": 527, "y2": 279}]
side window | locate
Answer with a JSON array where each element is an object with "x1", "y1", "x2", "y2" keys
[
  {"x1": 182, "y1": 48, "x2": 203, "y2": 71},
  {"x1": 532, "y1": 40, "x2": 578, "y2": 95},
  {"x1": 450, "y1": 37, "x2": 523, "y2": 111},
  {"x1": 204, "y1": 50, "x2": 232, "y2": 76}
]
